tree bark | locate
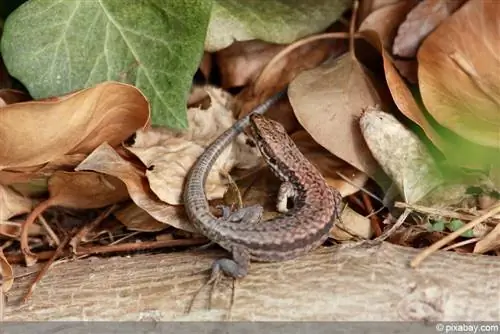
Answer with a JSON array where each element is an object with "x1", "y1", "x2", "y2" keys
[{"x1": 3, "y1": 241, "x2": 499, "y2": 321}]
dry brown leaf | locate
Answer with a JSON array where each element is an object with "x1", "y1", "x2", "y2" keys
[
  {"x1": 393, "y1": 0, "x2": 466, "y2": 57},
  {"x1": 392, "y1": 59, "x2": 418, "y2": 84},
  {"x1": 359, "y1": 0, "x2": 418, "y2": 50},
  {"x1": 473, "y1": 223, "x2": 500, "y2": 254},
  {"x1": 216, "y1": 40, "x2": 286, "y2": 89},
  {"x1": 0, "y1": 185, "x2": 33, "y2": 220},
  {"x1": 199, "y1": 51, "x2": 213, "y2": 80},
  {"x1": 48, "y1": 171, "x2": 130, "y2": 209},
  {"x1": 259, "y1": 96, "x2": 301, "y2": 134},
  {"x1": 114, "y1": 203, "x2": 169, "y2": 232},
  {"x1": 129, "y1": 88, "x2": 262, "y2": 205},
  {"x1": 0, "y1": 248, "x2": 13, "y2": 292},
  {"x1": 0, "y1": 154, "x2": 88, "y2": 188},
  {"x1": 76, "y1": 143, "x2": 197, "y2": 233},
  {"x1": 291, "y1": 130, "x2": 368, "y2": 197},
  {"x1": 358, "y1": 0, "x2": 404, "y2": 23},
  {"x1": 288, "y1": 52, "x2": 380, "y2": 177},
  {"x1": 248, "y1": 36, "x2": 347, "y2": 99},
  {"x1": 359, "y1": 30, "x2": 444, "y2": 145},
  {"x1": 329, "y1": 205, "x2": 373, "y2": 240},
  {"x1": 35, "y1": 154, "x2": 88, "y2": 175},
  {"x1": 418, "y1": 0, "x2": 500, "y2": 148},
  {"x1": 361, "y1": 29, "x2": 497, "y2": 170},
  {"x1": 8, "y1": 178, "x2": 47, "y2": 199},
  {"x1": 359, "y1": 1, "x2": 419, "y2": 83},
  {"x1": 0, "y1": 81, "x2": 149, "y2": 169}
]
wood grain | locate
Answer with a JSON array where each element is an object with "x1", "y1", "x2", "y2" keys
[{"x1": 3, "y1": 241, "x2": 499, "y2": 320}]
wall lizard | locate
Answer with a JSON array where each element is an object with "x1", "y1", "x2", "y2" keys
[{"x1": 183, "y1": 91, "x2": 342, "y2": 279}]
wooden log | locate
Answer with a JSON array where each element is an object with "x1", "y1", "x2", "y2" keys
[{"x1": 3, "y1": 241, "x2": 499, "y2": 321}]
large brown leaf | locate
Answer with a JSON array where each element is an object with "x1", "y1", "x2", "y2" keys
[
  {"x1": 418, "y1": 0, "x2": 500, "y2": 148},
  {"x1": 288, "y1": 53, "x2": 381, "y2": 177},
  {"x1": 361, "y1": 29, "x2": 498, "y2": 170},
  {"x1": 0, "y1": 82, "x2": 149, "y2": 169}
]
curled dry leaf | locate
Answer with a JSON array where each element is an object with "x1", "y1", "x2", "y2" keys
[
  {"x1": 0, "y1": 185, "x2": 33, "y2": 221},
  {"x1": 288, "y1": 52, "x2": 381, "y2": 178},
  {"x1": 393, "y1": 0, "x2": 466, "y2": 57},
  {"x1": 359, "y1": 107, "x2": 441, "y2": 204},
  {"x1": 0, "y1": 81, "x2": 149, "y2": 169},
  {"x1": 114, "y1": 203, "x2": 169, "y2": 233},
  {"x1": 358, "y1": 0, "x2": 419, "y2": 83},
  {"x1": 0, "y1": 248, "x2": 14, "y2": 292},
  {"x1": 418, "y1": 0, "x2": 500, "y2": 148},
  {"x1": 329, "y1": 205, "x2": 373, "y2": 241},
  {"x1": 291, "y1": 130, "x2": 368, "y2": 197},
  {"x1": 76, "y1": 143, "x2": 196, "y2": 233},
  {"x1": 129, "y1": 88, "x2": 262, "y2": 205},
  {"x1": 360, "y1": 107, "x2": 469, "y2": 206},
  {"x1": 359, "y1": 30, "x2": 445, "y2": 147}
]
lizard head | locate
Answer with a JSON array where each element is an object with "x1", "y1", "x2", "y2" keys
[{"x1": 249, "y1": 114, "x2": 301, "y2": 180}]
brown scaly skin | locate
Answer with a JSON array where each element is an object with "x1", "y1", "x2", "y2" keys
[{"x1": 183, "y1": 91, "x2": 342, "y2": 278}]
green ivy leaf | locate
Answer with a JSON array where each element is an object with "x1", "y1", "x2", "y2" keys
[
  {"x1": 1, "y1": 0, "x2": 212, "y2": 128},
  {"x1": 206, "y1": 0, "x2": 350, "y2": 51},
  {"x1": 447, "y1": 219, "x2": 474, "y2": 238},
  {"x1": 429, "y1": 220, "x2": 445, "y2": 232}
]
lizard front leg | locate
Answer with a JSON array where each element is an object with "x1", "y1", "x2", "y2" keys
[
  {"x1": 217, "y1": 204, "x2": 263, "y2": 224},
  {"x1": 276, "y1": 181, "x2": 296, "y2": 213}
]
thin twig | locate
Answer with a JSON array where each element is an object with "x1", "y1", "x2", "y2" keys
[
  {"x1": 361, "y1": 192, "x2": 382, "y2": 237},
  {"x1": 22, "y1": 234, "x2": 72, "y2": 303},
  {"x1": 377, "y1": 208, "x2": 411, "y2": 241},
  {"x1": 394, "y1": 201, "x2": 500, "y2": 221},
  {"x1": 5, "y1": 238, "x2": 207, "y2": 264},
  {"x1": 70, "y1": 204, "x2": 117, "y2": 252},
  {"x1": 74, "y1": 238, "x2": 208, "y2": 256},
  {"x1": 38, "y1": 214, "x2": 60, "y2": 246},
  {"x1": 411, "y1": 203, "x2": 500, "y2": 268},
  {"x1": 108, "y1": 231, "x2": 141, "y2": 246},
  {"x1": 336, "y1": 171, "x2": 383, "y2": 203},
  {"x1": 442, "y1": 238, "x2": 481, "y2": 251}
]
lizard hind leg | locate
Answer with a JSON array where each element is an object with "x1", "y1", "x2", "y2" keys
[
  {"x1": 185, "y1": 248, "x2": 249, "y2": 313},
  {"x1": 206, "y1": 247, "x2": 250, "y2": 311},
  {"x1": 211, "y1": 246, "x2": 250, "y2": 279}
]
